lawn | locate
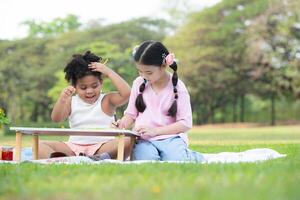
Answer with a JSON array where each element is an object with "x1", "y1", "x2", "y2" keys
[{"x1": 0, "y1": 125, "x2": 299, "y2": 200}]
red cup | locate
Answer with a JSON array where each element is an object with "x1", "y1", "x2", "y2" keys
[{"x1": 1, "y1": 146, "x2": 14, "y2": 161}]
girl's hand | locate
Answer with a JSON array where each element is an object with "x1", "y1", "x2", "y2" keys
[
  {"x1": 111, "y1": 119, "x2": 121, "y2": 128},
  {"x1": 114, "y1": 119, "x2": 127, "y2": 129},
  {"x1": 111, "y1": 116, "x2": 132, "y2": 129},
  {"x1": 60, "y1": 86, "x2": 75, "y2": 103},
  {"x1": 88, "y1": 62, "x2": 111, "y2": 76},
  {"x1": 134, "y1": 125, "x2": 158, "y2": 140}
]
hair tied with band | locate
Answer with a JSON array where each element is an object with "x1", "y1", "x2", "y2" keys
[{"x1": 165, "y1": 53, "x2": 175, "y2": 66}]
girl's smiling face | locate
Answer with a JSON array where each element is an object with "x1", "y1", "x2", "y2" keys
[{"x1": 75, "y1": 75, "x2": 102, "y2": 104}]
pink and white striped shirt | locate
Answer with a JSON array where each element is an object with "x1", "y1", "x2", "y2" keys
[{"x1": 124, "y1": 75, "x2": 193, "y2": 144}]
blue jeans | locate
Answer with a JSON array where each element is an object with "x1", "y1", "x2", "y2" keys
[{"x1": 132, "y1": 136, "x2": 204, "y2": 162}]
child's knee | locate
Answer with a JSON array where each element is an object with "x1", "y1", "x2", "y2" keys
[
  {"x1": 132, "y1": 150, "x2": 159, "y2": 160},
  {"x1": 132, "y1": 142, "x2": 160, "y2": 161},
  {"x1": 161, "y1": 152, "x2": 188, "y2": 161},
  {"x1": 38, "y1": 141, "x2": 50, "y2": 159},
  {"x1": 38, "y1": 141, "x2": 49, "y2": 149}
]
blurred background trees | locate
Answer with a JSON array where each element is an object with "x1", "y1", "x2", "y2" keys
[
  {"x1": 166, "y1": 0, "x2": 300, "y2": 125},
  {"x1": 1, "y1": 0, "x2": 300, "y2": 127}
]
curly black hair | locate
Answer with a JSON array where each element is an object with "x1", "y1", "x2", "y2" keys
[{"x1": 64, "y1": 51, "x2": 103, "y2": 86}]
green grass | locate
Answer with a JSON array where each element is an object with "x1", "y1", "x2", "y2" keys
[{"x1": 0, "y1": 125, "x2": 300, "y2": 200}]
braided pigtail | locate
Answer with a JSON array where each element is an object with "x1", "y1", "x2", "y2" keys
[
  {"x1": 135, "y1": 79, "x2": 147, "y2": 112},
  {"x1": 133, "y1": 41, "x2": 178, "y2": 115},
  {"x1": 168, "y1": 61, "x2": 178, "y2": 117}
]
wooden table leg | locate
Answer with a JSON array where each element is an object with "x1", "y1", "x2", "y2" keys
[
  {"x1": 15, "y1": 132, "x2": 22, "y2": 162},
  {"x1": 32, "y1": 135, "x2": 39, "y2": 160},
  {"x1": 117, "y1": 134, "x2": 125, "y2": 161},
  {"x1": 129, "y1": 137, "x2": 136, "y2": 161}
]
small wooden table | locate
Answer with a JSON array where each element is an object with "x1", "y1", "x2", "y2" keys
[{"x1": 9, "y1": 127, "x2": 139, "y2": 162}]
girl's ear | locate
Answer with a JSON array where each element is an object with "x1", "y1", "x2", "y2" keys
[{"x1": 161, "y1": 64, "x2": 167, "y2": 70}]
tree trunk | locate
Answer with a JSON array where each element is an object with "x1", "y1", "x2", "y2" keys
[
  {"x1": 202, "y1": 106, "x2": 209, "y2": 124},
  {"x1": 232, "y1": 97, "x2": 237, "y2": 122},
  {"x1": 240, "y1": 94, "x2": 245, "y2": 122},
  {"x1": 271, "y1": 92, "x2": 276, "y2": 126},
  {"x1": 221, "y1": 103, "x2": 226, "y2": 123},
  {"x1": 210, "y1": 104, "x2": 215, "y2": 124},
  {"x1": 30, "y1": 104, "x2": 39, "y2": 122},
  {"x1": 0, "y1": 100, "x2": 8, "y2": 115},
  {"x1": 196, "y1": 108, "x2": 203, "y2": 125},
  {"x1": 41, "y1": 100, "x2": 51, "y2": 121},
  {"x1": 8, "y1": 95, "x2": 18, "y2": 122}
]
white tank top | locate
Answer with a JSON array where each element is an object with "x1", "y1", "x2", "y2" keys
[{"x1": 68, "y1": 94, "x2": 115, "y2": 144}]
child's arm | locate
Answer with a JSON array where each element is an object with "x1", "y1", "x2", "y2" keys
[
  {"x1": 51, "y1": 86, "x2": 75, "y2": 122},
  {"x1": 135, "y1": 122, "x2": 190, "y2": 139},
  {"x1": 89, "y1": 62, "x2": 130, "y2": 107}
]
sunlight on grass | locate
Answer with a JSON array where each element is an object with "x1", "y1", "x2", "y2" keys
[
  {"x1": 190, "y1": 139, "x2": 300, "y2": 145},
  {"x1": 188, "y1": 125, "x2": 300, "y2": 145}
]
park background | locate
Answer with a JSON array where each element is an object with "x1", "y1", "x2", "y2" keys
[
  {"x1": 0, "y1": 0, "x2": 300, "y2": 199},
  {"x1": 0, "y1": 0, "x2": 300, "y2": 128}
]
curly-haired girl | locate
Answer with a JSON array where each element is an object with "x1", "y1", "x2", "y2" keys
[{"x1": 39, "y1": 51, "x2": 131, "y2": 160}]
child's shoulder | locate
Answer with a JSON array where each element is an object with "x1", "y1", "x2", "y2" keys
[
  {"x1": 176, "y1": 78, "x2": 189, "y2": 93},
  {"x1": 132, "y1": 76, "x2": 145, "y2": 85},
  {"x1": 71, "y1": 95, "x2": 79, "y2": 101}
]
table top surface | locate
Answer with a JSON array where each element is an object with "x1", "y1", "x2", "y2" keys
[{"x1": 9, "y1": 127, "x2": 140, "y2": 137}]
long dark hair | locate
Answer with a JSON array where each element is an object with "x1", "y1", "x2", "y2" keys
[
  {"x1": 133, "y1": 41, "x2": 178, "y2": 117},
  {"x1": 64, "y1": 51, "x2": 102, "y2": 86}
]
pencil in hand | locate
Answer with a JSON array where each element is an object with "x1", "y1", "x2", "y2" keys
[
  {"x1": 102, "y1": 58, "x2": 109, "y2": 65},
  {"x1": 112, "y1": 113, "x2": 119, "y2": 127}
]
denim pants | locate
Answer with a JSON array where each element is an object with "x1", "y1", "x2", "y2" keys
[{"x1": 132, "y1": 136, "x2": 204, "y2": 162}]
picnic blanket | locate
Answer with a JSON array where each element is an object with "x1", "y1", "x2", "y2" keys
[{"x1": 0, "y1": 148, "x2": 286, "y2": 164}]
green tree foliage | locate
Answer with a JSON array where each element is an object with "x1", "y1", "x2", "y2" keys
[
  {"x1": 22, "y1": 14, "x2": 81, "y2": 38},
  {"x1": 0, "y1": 17, "x2": 171, "y2": 125},
  {"x1": 47, "y1": 71, "x2": 68, "y2": 105},
  {"x1": 245, "y1": 0, "x2": 300, "y2": 125},
  {"x1": 0, "y1": 38, "x2": 53, "y2": 122},
  {"x1": 0, "y1": 108, "x2": 10, "y2": 125},
  {"x1": 166, "y1": 0, "x2": 300, "y2": 125},
  {"x1": 2, "y1": 1, "x2": 300, "y2": 126},
  {"x1": 85, "y1": 17, "x2": 171, "y2": 50}
]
